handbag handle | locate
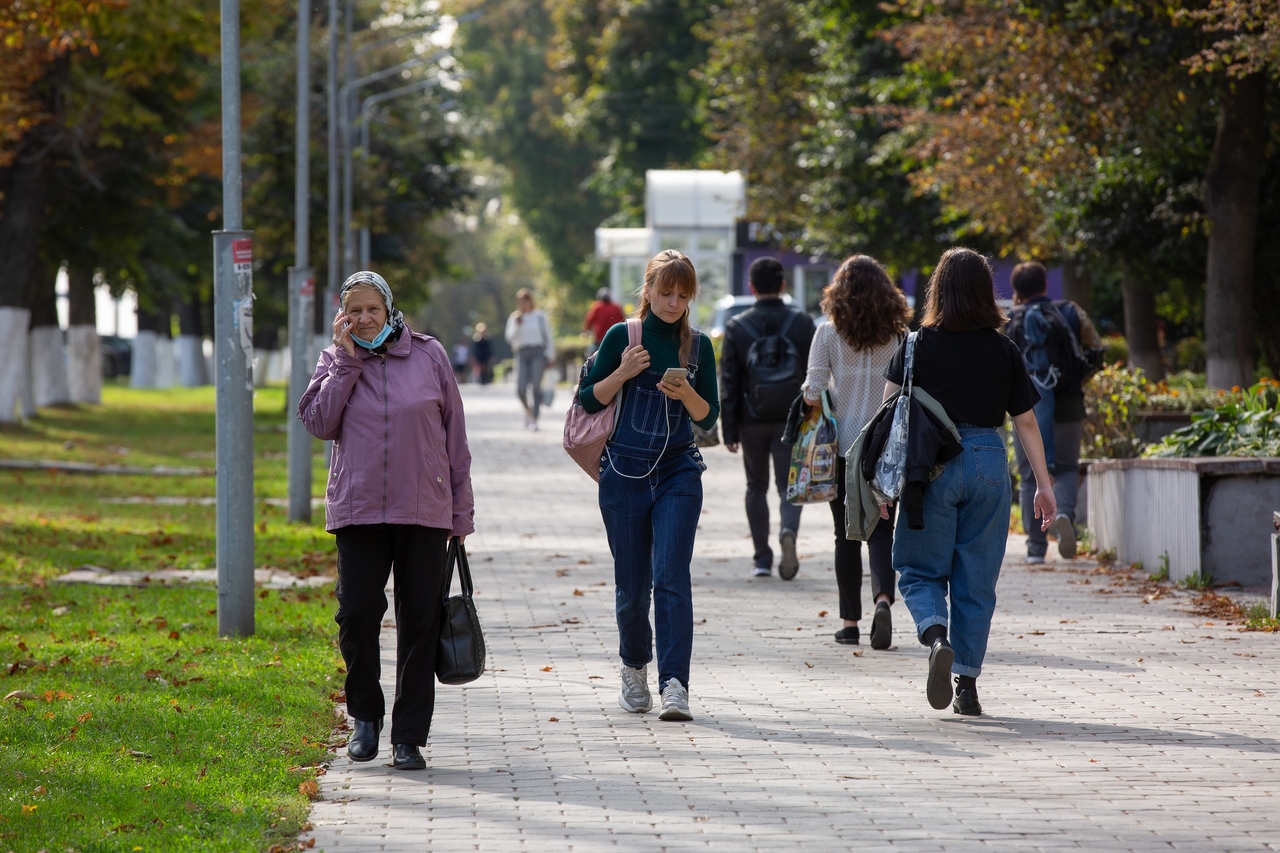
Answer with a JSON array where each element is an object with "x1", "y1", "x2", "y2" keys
[
  {"x1": 902, "y1": 331, "x2": 917, "y2": 397},
  {"x1": 443, "y1": 536, "x2": 476, "y2": 600}
]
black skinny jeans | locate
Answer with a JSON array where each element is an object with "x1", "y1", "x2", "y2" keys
[
  {"x1": 831, "y1": 457, "x2": 896, "y2": 622},
  {"x1": 335, "y1": 524, "x2": 450, "y2": 746}
]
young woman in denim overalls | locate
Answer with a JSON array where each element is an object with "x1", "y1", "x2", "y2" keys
[
  {"x1": 882, "y1": 248, "x2": 1056, "y2": 717},
  {"x1": 577, "y1": 250, "x2": 720, "y2": 721}
]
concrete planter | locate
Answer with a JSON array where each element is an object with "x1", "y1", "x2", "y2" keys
[
  {"x1": 1135, "y1": 411, "x2": 1194, "y2": 444},
  {"x1": 1086, "y1": 457, "x2": 1280, "y2": 589}
]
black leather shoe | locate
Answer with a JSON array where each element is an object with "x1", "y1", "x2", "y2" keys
[
  {"x1": 926, "y1": 638, "x2": 954, "y2": 710},
  {"x1": 392, "y1": 743, "x2": 426, "y2": 771},
  {"x1": 834, "y1": 626, "x2": 860, "y2": 645},
  {"x1": 869, "y1": 602, "x2": 892, "y2": 650},
  {"x1": 347, "y1": 718, "x2": 382, "y2": 762},
  {"x1": 953, "y1": 679, "x2": 982, "y2": 716}
]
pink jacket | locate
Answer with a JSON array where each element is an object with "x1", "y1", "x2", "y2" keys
[{"x1": 298, "y1": 325, "x2": 475, "y2": 536}]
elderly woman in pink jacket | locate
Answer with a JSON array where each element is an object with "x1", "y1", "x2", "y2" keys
[{"x1": 299, "y1": 271, "x2": 475, "y2": 771}]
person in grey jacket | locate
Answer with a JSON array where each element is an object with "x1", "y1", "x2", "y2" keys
[{"x1": 299, "y1": 271, "x2": 475, "y2": 771}]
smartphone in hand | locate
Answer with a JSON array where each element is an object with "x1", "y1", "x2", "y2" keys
[{"x1": 661, "y1": 367, "x2": 688, "y2": 384}]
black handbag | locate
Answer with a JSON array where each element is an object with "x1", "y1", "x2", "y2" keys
[{"x1": 436, "y1": 536, "x2": 486, "y2": 685}]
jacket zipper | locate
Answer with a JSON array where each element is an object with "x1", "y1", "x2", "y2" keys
[{"x1": 381, "y1": 354, "x2": 388, "y2": 523}]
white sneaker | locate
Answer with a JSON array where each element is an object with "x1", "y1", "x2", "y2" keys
[
  {"x1": 618, "y1": 665, "x2": 652, "y2": 713},
  {"x1": 658, "y1": 679, "x2": 692, "y2": 721},
  {"x1": 1025, "y1": 554, "x2": 1045, "y2": 565},
  {"x1": 1049, "y1": 514, "x2": 1077, "y2": 559},
  {"x1": 752, "y1": 565, "x2": 771, "y2": 578}
]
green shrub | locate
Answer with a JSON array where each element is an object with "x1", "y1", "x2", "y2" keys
[
  {"x1": 1082, "y1": 364, "x2": 1149, "y2": 458},
  {"x1": 1174, "y1": 337, "x2": 1207, "y2": 372},
  {"x1": 1143, "y1": 379, "x2": 1280, "y2": 458},
  {"x1": 1101, "y1": 334, "x2": 1128, "y2": 367}
]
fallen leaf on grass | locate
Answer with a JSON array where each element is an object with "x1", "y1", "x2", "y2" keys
[
  {"x1": 298, "y1": 779, "x2": 320, "y2": 799},
  {"x1": 4, "y1": 691, "x2": 36, "y2": 702}
]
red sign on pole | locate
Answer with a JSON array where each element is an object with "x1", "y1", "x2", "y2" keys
[
  {"x1": 300, "y1": 277, "x2": 315, "y2": 297},
  {"x1": 232, "y1": 239, "x2": 253, "y2": 266}
]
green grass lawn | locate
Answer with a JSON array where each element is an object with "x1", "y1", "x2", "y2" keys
[{"x1": 1, "y1": 385, "x2": 342, "y2": 852}]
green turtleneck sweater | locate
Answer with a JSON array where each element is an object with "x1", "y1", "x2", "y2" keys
[{"x1": 579, "y1": 313, "x2": 720, "y2": 431}]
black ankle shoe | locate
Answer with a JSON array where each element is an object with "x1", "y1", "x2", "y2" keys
[
  {"x1": 392, "y1": 743, "x2": 426, "y2": 770},
  {"x1": 869, "y1": 603, "x2": 892, "y2": 650},
  {"x1": 926, "y1": 639, "x2": 954, "y2": 710},
  {"x1": 952, "y1": 678, "x2": 982, "y2": 716},
  {"x1": 347, "y1": 718, "x2": 382, "y2": 762},
  {"x1": 834, "y1": 626, "x2": 860, "y2": 645}
]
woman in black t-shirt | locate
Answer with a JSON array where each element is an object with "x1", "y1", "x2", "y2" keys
[{"x1": 883, "y1": 247, "x2": 1056, "y2": 717}]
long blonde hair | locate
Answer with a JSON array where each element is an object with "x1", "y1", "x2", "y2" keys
[{"x1": 636, "y1": 249, "x2": 699, "y2": 365}]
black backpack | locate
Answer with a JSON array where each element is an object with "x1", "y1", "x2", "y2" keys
[
  {"x1": 736, "y1": 310, "x2": 803, "y2": 420},
  {"x1": 1005, "y1": 300, "x2": 1098, "y2": 392}
]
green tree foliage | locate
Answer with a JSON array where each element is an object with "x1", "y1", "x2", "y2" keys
[
  {"x1": 452, "y1": 0, "x2": 613, "y2": 308},
  {"x1": 700, "y1": 0, "x2": 950, "y2": 272}
]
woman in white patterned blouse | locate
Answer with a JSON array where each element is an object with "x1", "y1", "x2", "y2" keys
[{"x1": 801, "y1": 256, "x2": 913, "y2": 650}]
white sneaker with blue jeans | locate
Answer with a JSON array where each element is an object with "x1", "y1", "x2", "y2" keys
[
  {"x1": 659, "y1": 679, "x2": 692, "y2": 721},
  {"x1": 619, "y1": 664, "x2": 652, "y2": 713}
]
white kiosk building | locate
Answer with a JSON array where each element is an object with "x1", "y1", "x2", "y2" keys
[{"x1": 595, "y1": 169, "x2": 745, "y2": 325}]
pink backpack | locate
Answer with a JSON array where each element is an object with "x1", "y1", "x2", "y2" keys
[{"x1": 563, "y1": 318, "x2": 642, "y2": 481}]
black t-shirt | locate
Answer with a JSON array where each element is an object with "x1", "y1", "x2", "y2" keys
[{"x1": 884, "y1": 327, "x2": 1039, "y2": 427}]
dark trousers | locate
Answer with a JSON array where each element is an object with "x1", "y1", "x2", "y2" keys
[
  {"x1": 334, "y1": 524, "x2": 450, "y2": 746},
  {"x1": 831, "y1": 457, "x2": 896, "y2": 621},
  {"x1": 741, "y1": 419, "x2": 803, "y2": 569}
]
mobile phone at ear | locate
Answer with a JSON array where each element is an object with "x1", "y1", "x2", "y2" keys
[{"x1": 661, "y1": 367, "x2": 688, "y2": 384}]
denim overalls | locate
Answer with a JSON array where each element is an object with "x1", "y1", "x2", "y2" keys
[{"x1": 598, "y1": 342, "x2": 707, "y2": 694}]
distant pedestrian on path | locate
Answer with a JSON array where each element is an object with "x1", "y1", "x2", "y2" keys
[
  {"x1": 299, "y1": 271, "x2": 475, "y2": 771},
  {"x1": 883, "y1": 248, "x2": 1055, "y2": 717},
  {"x1": 577, "y1": 249, "x2": 720, "y2": 722},
  {"x1": 582, "y1": 286, "x2": 626, "y2": 356},
  {"x1": 1003, "y1": 261, "x2": 1102, "y2": 563},
  {"x1": 802, "y1": 255, "x2": 912, "y2": 648},
  {"x1": 505, "y1": 288, "x2": 555, "y2": 431},
  {"x1": 720, "y1": 257, "x2": 815, "y2": 580},
  {"x1": 472, "y1": 323, "x2": 493, "y2": 385}
]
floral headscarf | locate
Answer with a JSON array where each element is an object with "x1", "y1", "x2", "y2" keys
[{"x1": 339, "y1": 271, "x2": 405, "y2": 338}]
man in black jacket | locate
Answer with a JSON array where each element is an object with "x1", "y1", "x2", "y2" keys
[{"x1": 721, "y1": 257, "x2": 817, "y2": 580}]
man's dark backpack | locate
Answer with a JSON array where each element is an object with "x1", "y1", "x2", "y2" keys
[
  {"x1": 1005, "y1": 300, "x2": 1101, "y2": 393},
  {"x1": 736, "y1": 310, "x2": 804, "y2": 420}
]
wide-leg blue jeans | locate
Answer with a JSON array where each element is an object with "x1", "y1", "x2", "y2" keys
[{"x1": 891, "y1": 428, "x2": 1011, "y2": 678}]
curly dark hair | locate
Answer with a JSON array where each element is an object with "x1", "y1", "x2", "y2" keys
[{"x1": 820, "y1": 255, "x2": 913, "y2": 351}]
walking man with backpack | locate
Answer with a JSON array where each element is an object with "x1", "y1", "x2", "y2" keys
[
  {"x1": 1004, "y1": 262, "x2": 1103, "y2": 563},
  {"x1": 721, "y1": 257, "x2": 817, "y2": 579}
]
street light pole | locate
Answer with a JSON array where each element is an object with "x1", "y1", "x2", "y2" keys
[
  {"x1": 356, "y1": 77, "x2": 446, "y2": 267},
  {"x1": 339, "y1": 57, "x2": 423, "y2": 275},
  {"x1": 213, "y1": 0, "x2": 255, "y2": 637},
  {"x1": 287, "y1": 0, "x2": 315, "y2": 524}
]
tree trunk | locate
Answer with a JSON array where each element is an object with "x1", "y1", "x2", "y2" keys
[
  {"x1": 66, "y1": 267, "x2": 102, "y2": 403},
  {"x1": 0, "y1": 144, "x2": 46, "y2": 421},
  {"x1": 1061, "y1": 258, "x2": 1091, "y2": 314},
  {"x1": 1121, "y1": 270, "x2": 1162, "y2": 379},
  {"x1": 1203, "y1": 73, "x2": 1266, "y2": 390},
  {"x1": 175, "y1": 296, "x2": 208, "y2": 386},
  {"x1": 130, "y1": 306, "x2": 167, "y2": 389},
  {"x1": 27, "y1": 258, "x2": 70, "y2": 408}
]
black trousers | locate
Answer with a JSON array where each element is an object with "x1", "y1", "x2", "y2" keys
[
  {"x1": 740, "y1": 419, "x2": 803, "y2": 569},
  {"x1": 334, "y1": 524, "x2": 450, "y2": 746},
  {"x1": 831, "y1": 457, "x2": 896, "y2": 621}
]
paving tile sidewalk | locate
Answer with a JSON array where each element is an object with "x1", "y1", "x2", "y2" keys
[{"x1": 302, "y1": 383, "x2": 1280, "y2": 853}]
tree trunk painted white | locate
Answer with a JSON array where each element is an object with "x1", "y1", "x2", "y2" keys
[
  {"x1": 176, "y1": 334, "x2": 207, "y2": 386},
  {"x1": 130, "y1": 330, "x2": 159, "y2": 388},
  {"x1": 29, "y1": 324, "x2": 71, "y2": 407},
  {"x1": 154, "y1": 337, "x2": 176, "y2": 388},
  {"x1": 21, "y1": 345, "x2": 36, "y2": 419},
  {"x1": 66, "y1": 324, "x2": 102, "y2": 404},
  {"x1": 0, "y1": 308, "x2": 31, "y2": 422},
  {"x1": 254, "y1": 349, "x2": 287, "y2": 387}
]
